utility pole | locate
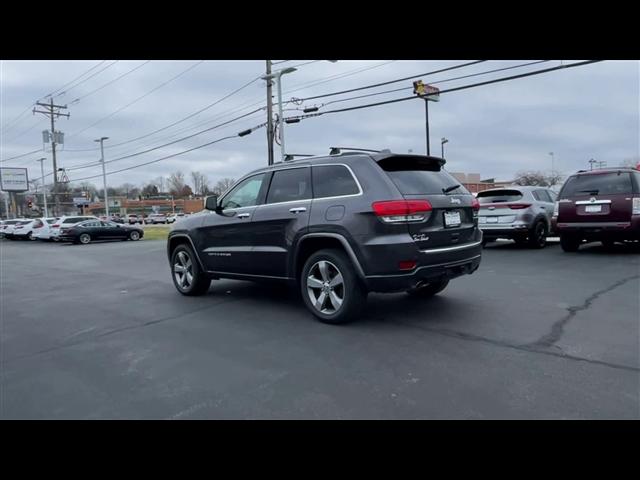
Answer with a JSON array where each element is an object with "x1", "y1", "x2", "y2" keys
[
  {"x1": 95, "y1": 137, "x2": 109, "y2": 217},
  {"x1": 548, "y1": 152, "x2": 555, "y2": 173},
  {"x1": 588, "y1": 158, "x2": 597, "y2": 171},
  {"x1": 37, "y1": 157, "x2": 48, "y2": 217},
  {"x1": 265, "y1": 60, "x2": 275, "y2": 166},
  {"x1": 441, "y1": 137, "x2": 448, "y2": 159},
  {"x1": 33, "y1": 98, "x2": 69, "y2": 216}
]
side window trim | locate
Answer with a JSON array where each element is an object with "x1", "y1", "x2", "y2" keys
[
  {"x1": 263, "y1": 166, "x2": 312, "y2": 206},
  {"x1": 311, "y1": 163, "x2": 363, "y2": 200},
  {"x1": 219, "y1": 173, "x2": 268, "y2": 211}
]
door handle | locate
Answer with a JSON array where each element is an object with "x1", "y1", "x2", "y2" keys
[
  {"x1": 540, "y1": 206, "x2": 546, "y2": 209},
  {"x1": 237, "y1": 213, "x2": 250, "y2": 219},
  {"x1": 289, "y1": 207, "x2": 307, "y2": 214}
]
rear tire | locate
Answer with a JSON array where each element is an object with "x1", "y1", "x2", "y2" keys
[
  {"x1": 528, "y1": 221, "x2": 547, "y2": 249},
  {"x1": 171, "y1": 244, "x2": 211, "y2": 296},
  {"x1": 406, "y1": 279, "x2": 449, "y2": 298},
  {"x1": 79, "y1": 233, "x2": 91, "y2": 245},
  {"x1": 129, "y1": 230, "x2": 141, "y2": 241},
  {"x1": 560, "y1": 234, "x2": 581, "y2": 252},
  {"x1": 300, "y1": 248, "x2": 367, "y2": 325}
]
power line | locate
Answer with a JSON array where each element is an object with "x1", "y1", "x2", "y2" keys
[
  {"x1": 1, "y1": 61, "x2": 108, "y2": 135},
  {"x1": 309, "y1": 60, "x2": 551, "y2": 109},
  {"x1": 0, "y1": 149, "x2": 43, "y2": 163},
  {"x1": 61, "y1": 74, "x2": 262, "y2": 153},
  {"x1": 66, "y1": 124, "x2": 265, "y2": 183},
  {"x1": 52, "y1": 61, "x2": 120, "y2": 98},
  {"x1": 64, "y1": 107, "x2": 266, "y2": 172},
  {"x1": 285, "y1": 60, "x2": 603, "y2": 121},
  {"x1": 67, "y1": 61, "x2": 205, "y2": 139},
  {"x1": 44, "y1": 61, "x2": 108, "y2": 98},
  {"x1": 69, "y1": 61, "x2": 151, "y2": 104},
  {"x1": 297, "y1": 60, "x2": 487, "y2": 102},
  {"x1": 55, "y1": 61, "x2": 397, "y2": 156}
]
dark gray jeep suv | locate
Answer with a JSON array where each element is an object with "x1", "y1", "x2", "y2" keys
[{"x1": 167, "y1": 151, "x2": 483, "y2": 324}]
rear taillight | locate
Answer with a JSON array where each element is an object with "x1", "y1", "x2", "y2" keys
[
  {"x1": 633, "y1": 198, "x2": 640, "y2": 215},
  {"x1": 34, "y1": 225, "x2": 43, "y2": 229},
  {"x1": 471, "y1": 198, "x2": 480, "y2": 217},
  {"x1": 553, "y1": 201, "x2": 559, "y2": 217},
  {"x1": 52, "y1": 224, "x2": 60, "y2": 228},
  {"x1": 372, "y1": 200, "x2": 432, "y2": 223},
  {"x1": 507, "y1": 203, "x2": 532, "y2": 210}
]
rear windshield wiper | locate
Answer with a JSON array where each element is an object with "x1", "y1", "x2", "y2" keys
[{"x1": 442, "y1": 184, "x2": 462, "y2": 194}]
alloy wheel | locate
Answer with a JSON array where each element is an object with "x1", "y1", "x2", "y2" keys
[
  {"x1": 306, "y1": 260, "x2": 345, "y2": 314},
  {"x1": 174, "y1": 251, "x2": 194, "y2": 290}
]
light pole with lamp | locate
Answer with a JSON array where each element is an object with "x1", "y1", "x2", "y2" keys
[
  {"x1": 548, "y1": 151, "x2": 555, "y2": 173},
  {"x1": 95, "y1": 137, "x2": 109, "y2": 217},
  {"x1": 441, "y1": 138, "x2": 448, "y2": 159},
  {"x1": 262, "y1": 67, "x2": 297, "y2": 163},
  {"x1": 36, "y1": 157, "x2": 48, "y2": 217}
]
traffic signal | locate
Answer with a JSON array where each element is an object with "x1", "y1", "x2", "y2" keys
[
  {"x1": 27, "y1": 200, "x2": 33, "y2": 209},
  {"x1": 413, "y1": 80, "x2": 426, "y2": 96}
]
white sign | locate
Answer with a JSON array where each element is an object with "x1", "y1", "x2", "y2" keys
[
  {"x1": 73, "y1": 197, "x2": 90, "y2": 206},
  {"x1": 0, "y1": 167, "x2": 29, "y2": 192}
]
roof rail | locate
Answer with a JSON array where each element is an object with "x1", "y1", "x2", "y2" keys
[{"x1": 329, "y1": 147, "x2": 391, "y2": 155}]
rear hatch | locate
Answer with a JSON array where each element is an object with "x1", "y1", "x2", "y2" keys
[
  {"x1": 376, "y1": 156, "x2": 477, "y2": 249},
  {"x1": 477, "y1": 189, "x2": 527, "y2": 224},
  {"x1": 558, "y1": 171, "x2": 636, "y2": 224}
]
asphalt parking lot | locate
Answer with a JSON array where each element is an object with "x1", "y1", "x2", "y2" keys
[{"x1": 1, "y1": 237, "x2": 638, "y2": 419}]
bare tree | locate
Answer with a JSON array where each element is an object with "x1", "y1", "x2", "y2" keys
[
  {"x1": 513, "y1": 170, "x2": 562, "y2": 187},
  {"x1": 190, "y1": 171, "x2": 210, "y2": 196},
  {"x1": 212, "y1": 178, "x2": 236, "y2": 196},
  {"x1": 120, "y1": 182, "x2": 136, "y2": 198},
  {"x1": 167, "y1": 171, "x2": 186, "y2": 196}
]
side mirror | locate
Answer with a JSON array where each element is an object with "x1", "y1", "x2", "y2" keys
[{"x1": 205, "y1": 195, "x2": 220, "y2": 212}]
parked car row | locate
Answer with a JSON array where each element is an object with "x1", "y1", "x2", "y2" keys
[
  {"x1": 477, "y1": 167, "x2": 640, "y2": 251},
  {"x1": 1, "y1": 215, "x2": 144, "y2": 244}
]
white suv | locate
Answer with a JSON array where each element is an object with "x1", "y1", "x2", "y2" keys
[
  {"x1": 51, "y1": 215, "x2": 98, "y2": 241},
  {"x1": 32, "y1": 217, "x2": 59, "y2": 241}
]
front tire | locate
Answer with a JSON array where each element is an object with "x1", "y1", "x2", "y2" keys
[
  {"x1": 171, "y1": 244, "x2": 211, "y2": 296},
  {"x1": 560, "y1": 234, "x2": 581, "y2": 252},
  {"x1": 79, "y1": 233, "x2": 91, "y2": 245},
  {"x1": 300, "y1": 249, "x2": 366, "y2": 324},
  {"x1": 406, "y1": 279, "x2": 450, "y2": 298},
  {"x1": 129, "y1": 230, "x2": 141, "y2": 241}
]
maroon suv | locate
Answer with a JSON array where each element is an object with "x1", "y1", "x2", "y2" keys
[{"x1": 552, "y1": 167, "x2": 640, "y2": 251}]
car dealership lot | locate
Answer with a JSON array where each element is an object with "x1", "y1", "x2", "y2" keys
[{"x1": 1, "y1": 238, "x2": 638, "y2": 419}]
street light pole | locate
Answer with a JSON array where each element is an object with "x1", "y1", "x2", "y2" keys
[
  {"x1": 262, "y1": 66, "x2": 297, "y2": 163},
  {"x1": 95, "y1": 137, "x2": 109, "y2": 217},
  {"x1": 37, "y1": 157, "x2": 48, "y2": 217},
  {"x1": 441, "y1": 137, "x2": 449, "y2": 159},
  {"x1": 549, "y1": 151, "x2": 555, "y2": 173},
  {"x1": 265, "y1": 60, "x2": 275, "y2": 166}
]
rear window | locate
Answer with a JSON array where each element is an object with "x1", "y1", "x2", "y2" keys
[
  {"x1": 62, "y1": 217, "x2": 88, "y2": 224},
  {"x1": 477, "y1": 189, "x2": 523, "y2": 204},
  {"x1": 5, "y1": 220, "x2": 20, "y2": 225},
  {"x1": 560, "y1": 172, "x2": 634, "y2": 198},
  {"x1": 378, "y1": 157, "x2": 469, "y2": 195}
]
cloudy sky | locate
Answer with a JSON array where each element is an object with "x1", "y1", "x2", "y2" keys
[{"x1": 1, "y1": 60, "x2": 638, "y2": 190}]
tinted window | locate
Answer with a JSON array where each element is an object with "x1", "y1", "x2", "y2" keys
[
  {"x1": 542, "y1": 190, "x2": 555, "y2": 202},
  {"x1": 221, "y1": 174, "x2": 266, "y2": 210},
  {"x1": 560, "y1": 172, "x2": 633, "y2": 198},
  {"x1": 378, "y1": 157, "x2": 470, "y2": 195},
  {"x1": 313, "y1": 165, "x2": 359, "y2": 198},
  {"x1": 266, "y1": 168, "x2": 311, "y2": 204},
  {"x1": 477, "y1": 189, "x2": 523, "y2": 204}
]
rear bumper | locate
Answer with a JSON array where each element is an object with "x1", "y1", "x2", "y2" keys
[
  {"x1": 480, "y1": 223, "x2": 530, "y2": 238},
  {"x1": 362, "y1": 233, "x2": 483, "y2": 293},
  {"x1": 552, "y1": 217, "x2": 640, "y2": 240}
]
